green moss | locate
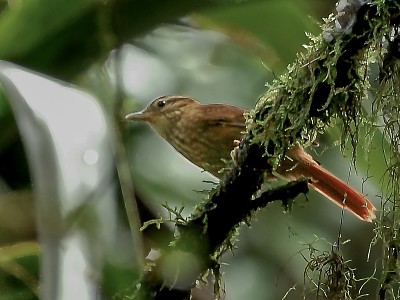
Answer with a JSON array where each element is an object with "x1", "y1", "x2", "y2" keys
[{"x1": 246, "y1": 11, "x2": 372, "y2": 166}]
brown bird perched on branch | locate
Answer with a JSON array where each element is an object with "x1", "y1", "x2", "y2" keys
[{"x1": 125, "y1": 95, "x2": 376, "y2": 222}]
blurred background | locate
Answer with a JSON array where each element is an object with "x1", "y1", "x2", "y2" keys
[{"x1": 0, "y1": 0, "x2": 386, "y2": 299}]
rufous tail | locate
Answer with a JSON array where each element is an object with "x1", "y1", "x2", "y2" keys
[{"x1": 285, "y1": 146, "x2": 376, "y2": 222}]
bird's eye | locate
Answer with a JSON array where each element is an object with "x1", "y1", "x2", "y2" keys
[{"x1": 157, "y1": 100, "x2": 166, "y2": 108}]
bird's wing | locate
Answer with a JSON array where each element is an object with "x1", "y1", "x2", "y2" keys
[{"x1": 198, "y1": 104, "x2": 247, "y2": 128}]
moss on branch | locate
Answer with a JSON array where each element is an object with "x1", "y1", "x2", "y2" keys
[{"x1": 125, "y1": 1, "x2": 400, "y2": 299}]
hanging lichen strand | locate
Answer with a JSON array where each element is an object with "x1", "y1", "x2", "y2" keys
[{"x1": 372, "y1": 29, "x2": 400, "y2": 298}]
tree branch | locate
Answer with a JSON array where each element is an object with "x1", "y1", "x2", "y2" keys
[{"x1": 127, "y1": 1, "x2": 400, "y2": 299}]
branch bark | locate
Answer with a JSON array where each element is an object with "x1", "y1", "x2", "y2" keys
[{"x1": 127, "y1": 1, "x2": 400, "y2": 299}]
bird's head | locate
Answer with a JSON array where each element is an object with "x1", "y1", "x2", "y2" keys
[{"x1": 125, "y1": 95, "x2": 199, "y2": 135}]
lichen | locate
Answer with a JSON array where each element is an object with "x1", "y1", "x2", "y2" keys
[{"x1": 246, "y1": 21, "x2": 369, "y2": 167}]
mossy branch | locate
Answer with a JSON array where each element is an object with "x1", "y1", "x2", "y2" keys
[{"x1": 123, "y1": 1, "x2": 400, "y2": 299}]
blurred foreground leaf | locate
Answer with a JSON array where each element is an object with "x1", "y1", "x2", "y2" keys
[{"x1": 0, "y1": 61, "x2": 118, "y2": 300}]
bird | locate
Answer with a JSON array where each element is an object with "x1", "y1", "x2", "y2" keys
[{"x1": 125, "y1": 95, "x2": 376, "y2": 222}]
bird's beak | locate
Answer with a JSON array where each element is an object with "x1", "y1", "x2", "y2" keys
[{"x1": 125, "y1": 110, "x2": 153, "y2": 122}]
